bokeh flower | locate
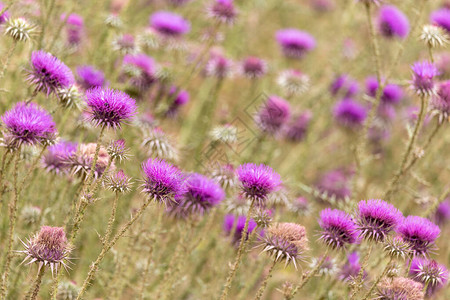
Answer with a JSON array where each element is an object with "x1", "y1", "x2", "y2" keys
[
  {"x1": 150, "y1": 11, "x2": 190, "y2": 38},
  {"x1": 223, "y1": 214, "x2": 257, "y2": 244},
  {"x1": 255, "y1": 96, "x2": 291, "y2": 134},
  {"x1": 76, "y1": 65, "x2": 106, "y2": 90},
  {"x1": 276, "y1": 29, "x2": 316, "y2": 59},
  {"x1": 377, "y1": 5, "x2": 410, "y2": 39},
  {"x1": 42, "y1": 140, "x2": 77, "y2": 174}
]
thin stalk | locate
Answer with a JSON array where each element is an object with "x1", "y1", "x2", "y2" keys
[
  {"x1": 362, "y1": 256, "x2": 394, "y2": 300},
  {"x1": 220, "y1": 199, "x2": 256, "y2": 300},
  {"x1": 423, "y1": 187, "x2": 450, "y2": 218},
  {"x1": 25, "y1": 267, "x2": 45, "y2": 300},
  {"x1": 104, "y1": 192, "x2": 119, "y2": 244},
  {"x1": 0, "y1": 42, "x2": 17, "y2": 81},
  {"x1": 38, "y1": 0, "x2": 56, "y2": 49},
  {"x1": 350, "y1": 243, "x2": 373, "y2": 299},
  {"x1": 19, "y1": 145, "x2": 48, "y2": 194},
  {"x1": 84, "y1": 126, "x2": 106, "y2": 193},
  {"x1": 254, "y1": 260, "x2": 277, "y2": 300}
]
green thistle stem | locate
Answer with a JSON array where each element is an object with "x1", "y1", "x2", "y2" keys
[
  {"x1": 350, "y1": 243, "x2": 373, "y2": 299},
  {"x1": 361, "y1": 256, "x2": 393, "y2": 300},
  {"x1": 25, "y1": 267, "x2": 46, "y2": 300},
  {"x1": 0, "y1": 41, "x2": 17, "y2": 81},
  {"x1": 254, "y1": 260, "x2": 277, "y2": 300},
  {"x1": 104, "y1": 192, "x2": 119, "y2": 244}
]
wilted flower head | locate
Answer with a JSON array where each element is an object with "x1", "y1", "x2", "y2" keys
[
  {"x1": 430, "y1": 8, "x2": 450, "y2": 33},
  {"x1": 409, "y1": 257, "x2": 449, "y2": 296},
  {"x1": 105, "y1": 169, "x2": 132, "y2": 193},
  {"x1": 421, "y1": 24, "x2": 449, "y2": 48},
  {"x1": 237, "y1": 163, "x2": 281, "y2": 204},
  {"x1": 65, "y1": 143, "x2": 113, "y2": 179},
  {"x1": 255, "y1": 95, "x2": 291, "y2": 134},
  {"x1": 356, "y1": 199, "x2": 403, "y2": 242},
  {"x1": 149, "y1": 11, "x2": 190, "y2": 38},
  {"x1": 142, "y1": 127, "x2": 178, "y2": 161},
  {"x1": 376, "y1": 277, "x2": 425, "y2": 300},
  {"x1": 141, "y1": 158, "x2": 185, "y2": 204},
  {"x1": 42, "y1": 140, "x2": 77, "y2": 174},
  {"x1": 262, "y1": 222, "x2": 309, "y2": 268},
  {"x1": 277, "y1": 69, "x2": 310, "y2": 96},
  {"x1": 223, "y1": 214, "x2": 257, "y2": 244},
  {"x1": 107, "y1": 139, "x2": 129, "y2": 162},
  {"x1": 20, "y1": 206, "x2": 41, "y2": 226},
  {"x1": 76, "y1": 65, "x2": 106, "y2": 90},
  {"x1": 122, "y1": 53, "x2": 156, "y2": 90},
  {"x1": 207, "y1": 0, "x2": 238, "y2": 24},
  {"x1": 319, "y1": 208, "x2": 358, "y2": 249},
  {"x1": 333, "y1": 99, "x2": 367, "y2": 129},
  {"x1": 1, "y1": 102, "x2": 56, "y2": 148},
  {"x1": 411, "y1": 61, "x2": 439, "y2": 96},
  {"x1": 276, "y1": 29, "x2": 316, "y2": 59},
  {"x1": 397, "y1": 215, "x2": 440, "y2": 256},
  {"x1": 316, "y1": 169, "x2": 352, "y2": 202},
  {"x1": 377, "y1": 5, "x2": 410, "y2": 39},
  {"x1": 240, "y1": 56, "x2": 267, "y2": 79},
  {"x1": 330, "y1": 74, "x2": 359, "y2": 98},
  {"x1": 339, "y1": 252, "x2": 362, "y2": 281},
  {"x1": 20, "y1": 226, "x2": 72, "y2": 274},
  {"x1": 5, "y1": 18, "x2": 35, "y2": 42},
  {"x1": 28, "y1": 50, "x2": 75, "y2": 95},
  {"x1": 365, "y1": 76, "x2": 403, "y2": 105},
  {"x1": 283, "y1": 110, "x2": 312, "y2": 143},
  {"x1": 85, "y1": 87, "x2": 137, "y2": 129}
]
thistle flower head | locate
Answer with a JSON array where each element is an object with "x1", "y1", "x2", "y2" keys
[
  {"x1": 276, "y1": 29, "x2": 316, "y2": 59},
  {"x1": 105, "y1": 13, "x2": 123, "y2": 29},
  {"x1": 149, "y1": 11, "x2": 190, "y2": 38},
  {"x1": 20, "y1": 206, "x2": 42, "y2": 226},
  {"x1": 277, "y1": 69, "x2": 310, "y2": 96},
  {"x1": 209, "y1": 124, "x2": 238, "y2": 144},
  {"x1": 112, "y1": 34, "x2": 139, "y2": 55},
  {"x1": 1, "y1": 102, "x2": 57, "y2": 148},
  {"x1": 141, "y1": 158, "x2": 185, "y2": 204},
  {"x1": 316, "y1": 169, "x2": 352, "y2": 202},
  {"x1": 252, "y1": 208, "x2": 273, "y2": 228},
  {"x1": 409, "y1": 257, "x2": 449, "y2": 296},
  {"x1": 20, "y1": 226, "x2": 72, "y2": 274},
  {"x1": 240, "y1": 56, "x2": 267, "y2": 79},
  {"x1": 237, "y1": 163, "x2": 281, "y2": 204},
  {"x1": 5, "y1": 18, "x2": 35, "y2": 42},
  {"x1": 377, "y1": 5, "x2": 410, "y2": 39},
  {"x1": 311, "y1": 256, "x2": 338, "y2": 277},
  {"x1": 223, "y1": 214, "x2": 257, "y2": 244},
  {"x1": 138, "y1": 28, "x2": 160, "y2": 50},
  {"x1": 56, "y1": 85, "x2": 83, "y2": 110},
  {"x1": 356, "y1": 199, "x2": 403, "y2": 242},
  {"x1": 283, "y1": 110, "x2": 312, "y2": 143},
  {"x1": 76, "y1": 65, "x2": 106, "y2": 90},
  {"x1": 122, "y1": 53, "x2": 156, "y2": 90},
  {"x1": 287, "y1": 196, "x2": 311, "y2": 216},
  {"x1": 262, "y1": 222, "x2": 309, "y2": 268},
  {"x1": 397, "y1": 216, "x2": 440, "y2": 256},
  {"x1": 376, "y1": 277, "x2": 425, "y2": 300},
  {"x1": 28, "y1": 50, "x2": 75, "y2": 95},
  {"x1": 105, "y1": 169, "x2": 132, "y2": 193},
  {"x1": 141, "y1": 127, "x2": 178, "y2": 161},
  {"x1": 411, "y1": 61, "x2": 439, "y2": 96},
  {"x1": 319, "y1": 208, "x2": 358, "y2": 249},
  {"x1": 430, "y1": 8, "x2": 450, "y2": 33},
  {"x1": 207, "y1": 0, "x2": 238, "y2": 24},
  {"x1": 0, "y1": 2, "x2": 9, "y2": 24},
  {"x1": 432, "y1": 198, "x2": 450, "y2": 226},
  {"x1": 62, "y1": 13, "x2": 84, "y2": 45},
  {"x1": 333, "y1": 99, "x2": 367, "y2": 129},
  {"x1": 205, "y1": 53, "x2": 234, "y2": 78},
  {"x1": 210, "y1": 163, "x2": 237, "y2": 190},
  {"x1": 255, "y1": 95, "x2": 291, "y2": 134},
  {"x1": 384, "y1": 236, "x2": 411, "y2": 260},
  {"x1": 65, "y1": 143, "x2": 114, "y2": 179},
  {"x1": 107, "y1": 139, "x2": 129, "y2": 162},
  {"x1": 223, "y1": 194, "x2": 250, "y2": 216},
  {"x1": 330, "y1": 74, "x2": 359, "y2": 98},
  {"x1": 42, "y1": 140, "x2": 77, "y2": 174},
  {"x1": 85, "y1": 87, "x2": 137, "y2": 129},
  {"x1": 420, "y1": 24, "x2": 449, "y2": 48},
  {"x1": 365, "y1": 76, "x2": 404, "y2": 105},
  {"x1": 57, "y1": 281, "x2": 80, "y2": 300}
]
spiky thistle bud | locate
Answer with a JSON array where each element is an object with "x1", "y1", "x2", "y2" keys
[
  {"x1": 5, "y1": 17, "x2": 35, "y2": 42},
  {"x1": 421, "y1": 24, "x2": 449, "y2": 48},
  {"x1": 409, "y1": 257, "x2": 449, "y2": 296},
  {"x1": 56, "y1": 85, "x2": 82, "y2": 109},
  {"x1": 141, "y1": 127, "x2": 178, "y2": 161},
  {"x1": 277, "y1": 69, "x2": 310, "y2": 96},
  {"x1": 105, "y1": 170, "x2": 132, "y2": 193},
  {"x1": 383, "y1": 236, "x2": 411, "y2": 260},
  {"x1": 209, "y1": 124, "x2": 238, "y2": 144},
  {"x1": 107, "y1": 139, "x2": 129, "y2": 162},
  {"x1": 210, "y1": 163, "x2": 237, "y2": 190},
  {"x1": 252, "y1": 208, "x2": 272, "y2": 228},
  {"x1": 56, "y1": 280, "x2": 80, "y2": 300}
]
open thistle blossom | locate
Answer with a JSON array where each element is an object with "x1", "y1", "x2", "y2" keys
[
  {"x1": 356, "y1": 199, "x2": 403, "y2": 242},
  {"x1": 142, "y1": 127, "x2": 178, "y2": 161},
  {"x1": 42, "y1": 140, "x2": 77, "y2": 174},
  {"x1": 85, "y1": 87, "x2": 137, "y2": 129},
  {"x1": 409, "y1": 257, "x2": 449, "y2": 296},
  {"x1": 20, "y1": 226, "x2": 72, "y2": 274},
  {"x1": 105, "y1": 170, "x2": 132, "y2": 193},
  {"x1": 168, "y1": 173, "x2": 225, "y2": 217},
  {"x1": 166, "y1": 86, "x2": 189, "y2": 117},
  {"x1": 5, "y1": 18, "x2": 35, "y2": 42},
  {"x1": 237, "y1": 163, "x2": 281, "y2": 205},
  {"x1": 333, "y1": 99, "x2": 367, "y2": 129},
  {"x1": 223, "y1": 214, "x2": 257, "y2": 244},
  {"x1": 330, "y1": 74, "x2": 359, "y2": 98},
  {"x1": 420, "y1": 25, "x2": 449, "y2": 48},
  {"x1": 411, "y1": 61, "x2": 439, "y2": 96},
  {"x1": 62, "y1": 13, "x2": 84, "y2": 45},
  {"x1": 1, "y1": 102, "x2": 56, "y2": 148},
  {"x1": 377, "y1": 5, "x2": 410, "y2": 39},
  {"x1": 141, "y1": 158, "x2": 185, "y2": 204},
  {"x1": 376, "y1": 277, "x2": 424, "y2": 300},
  {"x1": 283, "y1": 111, "x2": 312, "y2": 143},
  {"x1": 28, "y1": 51, "x2": 75, "y2": 95},
  {"x1": 276, "y1": 29, "x2": 316, "y2": 59},
  {"x1": 261, "y1": 223, "x2": 309, "y2": 269},
  {"x1": 431, "y1": 80, "x2": 450, "y2": 123},
  {"x1": 64, "y1": 143, "x2": 114, "y2": 179},
  {"x1": 255, "y1": 96, "x2": 291, "y2": 134},
  {"x1": 149, "y1": 11, "x2": 190, "y2": 39},
  {"x1": 207, "y1": 0, "x2": 238, "y2": 24},
  {"x1": 365, "y1": 76, "x2": 403, "y2": 105},
  {"x1": 430, "y1": 8, "x2": 450, "y2": 34},
  {"x1": 277, "y1": 69, "x2": 310, "y2": 96},
  {"x1": 107, "y1": 139, "x2": 129, "y2": 162},
  {"x1": 122, "y1": 53, "x2": 156, "y2": 90},
  {"x1": 319, "y1": 208, "x2": 358, "y2": 249},
  {"x1": 397, "y1": 216, "x2": 440, "y2": 256},
  {"x1": 76, "y1": 65, "x2": 106, "y2": 90},
  {"x1": 240, "y1": 56, "x2": 267, "y2": 79}
]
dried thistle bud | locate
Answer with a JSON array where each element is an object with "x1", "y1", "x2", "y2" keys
[
  {"x1": 383, "y1": 236, "x2": 411, "y2": 260},
  {"x1": 141, "y1": 127, "x2": 178, "y2": 161},
  {"x1": 278, "y1": 281, "x2": 294, "y2": 300},
  {"x1": 107, "y1": 139, "x2": 130, "y2": 162},
  {"x1": 105, "y1": 13, "x2": 123, "y2": 29},
  {"x1": 56, "y1": 85, "x2": 82, "y2": 109},
  {"x1": 209, "y1": 124, "x2": 238, "y2": 144},
  {"x1": 5, "y1": 18, "x2": 35, "y2": 42},
  {"x1": 376, "y1": 277, "x2": 424, "y2": 300},
  {"x1": 252, "y1": 208, "x2": 272, "y2": 228},
  {"x1": 105, "y1": 170, "x2": 132, "y2": 193},
  {"x1": 421, "y1": 24, "x2": 449, "y2": 48}
]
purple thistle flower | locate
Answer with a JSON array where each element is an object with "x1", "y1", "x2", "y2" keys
[
  {"x1": 255, "y1": 95, "x2": 291, "y2": 134},
  {"x1": 61, "y1": 13, "x2": 84, "y2": 45},
  {"x1": 107, "y1": 139, "x2": 129, "y2": 162},
  {"x1": 0, "y1": 2, "x2": 10, "y2": 24},
  {"x1": 283, "y1": 110, "x2": 312, "y2": 143},
  {"x1": 223, "y1": 214, "x2": 257, "y2": 244},
  {"x1": 205, "y1": 53, "x2": 234, "y2": 78},
  {"x1": 237, "y1": 163, "x2": 281, "y2": 204},
  {"x1": 76, "y1": 65, "x2": 106, "y2": 90},
  {"x1": 42, "y1": 140, "x2": 77, "y2": 174},
  {"x1": 240, "y1": 56, "x2": 267, "y2": 79},
  {"x1": 356, "y1": 199, "x2": 403, "y2": 242},
  {"x1": 122, "y1": 53, "x2": 156, "y2": 90},
  {"x1": 339, "y1": 252, "x2": 362, "y2": 281},
  {"x1": 319, "y1": 208, "x2": 358, "y2": 249},
  {"x1": 409, "y1": 257, "x2": 449, "y2": 296},
  {"x1": 316, "y1": 169, "x2": 352, "y2": 202},
  {"x1": 333, "y1": 99, "x2": 367, "y2": 129},
  {"x1": 207, "y1": 0, "x2": 238, "y2": 24},
  {"x1": 431, "y1": 80, "x2": 450, "y2": 121},
  {"x1": 377, "y1": 5, "x2": 410, "y2": 39},
  {"x1": 376, "y1": 277, "x2": 425, "y2": 300},
  {"x1": 166, "y1": 86, "x2": 189, "y2": 117},
  {"x1": 141, "y1": 158, "x2": 185, "y2": 204},
  {"x1": 112, "y1": 34, "x2": 138, "y2": 54},
  {"x1": 431, "y1": 8, "x2": 450, "y2": 33},
  {"x1": 28, "y1": 50, "x2": 75, "y2": 95},
  {"x1": 169, "y1": 173, "x2": 225, "y2": 217},
  {"x1": 432, "y1": 198, "x2": 450, "y2": 226},
  {"x1": 276, "y1": 29, "x2": 316, "y2": 59},
  {"x1": 64, "y1": 143, "x2": 114, "y2": 179},
  {"x1": 85, "y1": 87, "x2": 137, "y2": 129},
  {"x1": 1, "y1": 102, "x2": 56, "y2": 148},
  {"x1": 20, "y1": 226, "x2": 72, "y2": 274},
  {"x1": 398, "y1": 216, "x2": 440, "y2": 256},
  {"x1": 330, "y1": 74, "x2": 359, "y2": 98},
  {"x1": 149, "y1": 11, "x2": 190, "y2": 38},
  {"x1": 365, "y1": 76, "x2": 403, "y2": 105},
  {"x1": 105, "y1": 169, "x2": 132, "y2": 193},
  {"x1": 411, "y1": 61, "x2": 439, "y2": 96}
]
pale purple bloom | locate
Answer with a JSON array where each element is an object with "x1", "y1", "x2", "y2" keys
[
  {"x1": 205, "y1": 54, "x2": 233, "y2": 78},
  {"x1": 241, "y1": 56, "x2": 267, "y2": 79},
  {"x1": 207, "y1": 0, "x2": 237, "y2": 24},
  {"x1": 61, "y1": 13, "x2": 84, "y2": 45},
  {"x1": 85, "y1": 87, "x2": 137, "y2": 129},
  {"x1": 276, "y1": 29, "x2": 316, "y2": 59},
  {"x1": 330, "y1": 74, "x2": 359, "y2": 98},
  {"x1": 377, "y1": 5, "x2": 410, "y2": 39},
  {"x1": 316, "y1": 169, "x2": 352, "y2": 201},
  {"x1": 398, "y1": 216, "x2": 440, "y2": 256},
  {"x1": 431, "y1": 8, "x2": 450, "y2": 33},
  {"x1": 150, "y1": 11, "x2": 190, "y2": 38},
  {"x1": 223, "y1": 214, "x2": 257, "y2": 244},
  {"x1": 333, "y1": 99, "x2": 367, "y2": 129},
  {"x1": 166, "y1": 86, "x2": 189, "y2": 116},
  {"x1": 411, "y1": 61, "x2": 439, "y2": 96},
  {"x1": 283, "y1": 111, "x2": 312, "y2": 142},
  {"x1": 339, "y1": 252, "x2": 362, "y2": 281},
  {"x1": 237, "y1": 163, "x2": 281, "y2": 204},
  {"x1": 409, "y1": 257, "x2": 449, "y2": 296},
  {"x1": 319, "y1": 208, "x2": 358, "y2": 249},
  {"x1": 365, "y1": 76, "x2": 403, "y2": 104},
  {"x1": 255, "y1": 96, "x2": 291, "y2": 134},
  {"x1": 76, "y1": 65, "x2": 106, "y2": 89},
  {"x1": 431, "y1": 80, "x2": 450, "y2": 120},
  {"x1": 123, "y1": 53, "x2": 156, "y2": 90},
  {"x1": 42, "y1": 140, "x2": 77, "y2": 174},
  {"x1": 310, "y1": 0, "x2": 335, "y2": 12},
  {"x1": 105, "y1": 169, "x2": 132, "y2": 193},
  {"x1": 432, "y1": 198, "x2": 450, "y2": 226},
  {"x1": 28, "y1": 51, "x2": 75, "y2": 95}
]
